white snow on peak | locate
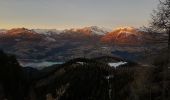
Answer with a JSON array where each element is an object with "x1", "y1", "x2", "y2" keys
[
  {"x1": 67, "y1": 26, "x2": 111, "y2": 35},
  {"x1": 33, "y1": 29, "x2": 62, "y2": 34},
  {"x1": 84, "y1": 26, "x2": 111, "y2": 35},
  {"x1": 32, "y1": 26, "x2": 112, "y2": 35}
]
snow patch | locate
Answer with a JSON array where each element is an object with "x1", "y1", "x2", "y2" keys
[
  {"x1": 33, "y1": 29, "x2": 62, "y2": 34},
  {"x1": 77, "y1": 62, "x2": 84, "y2": 65},
  {"x1": 108, "y1": 61, "x2": 128, "y2": 68},
  {"x1": 88, "y1": 26, "x2": 111, "y2": 35}
]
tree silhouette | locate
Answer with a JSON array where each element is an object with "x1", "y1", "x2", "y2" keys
[
  {"x1": 149, "y1": 1, "x2": 170, "y2": 99},
  {"x1": 0, "y1": 50, "x2": 25, "y2": 100},
  {"x1": 150, "y1": 0, "x2": 170, "y2": 48}
]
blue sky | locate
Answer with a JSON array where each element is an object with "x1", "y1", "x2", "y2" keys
[{"x1": 0, "y1": 0, "x2": 159, "y2": 29}]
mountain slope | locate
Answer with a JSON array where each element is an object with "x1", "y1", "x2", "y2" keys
[
  {"x1": 70, "y1": 26, "x2": 111, "y2": 35},
  {"x1": 101, "y1": 27, "x2": 144, "y2": 44}
]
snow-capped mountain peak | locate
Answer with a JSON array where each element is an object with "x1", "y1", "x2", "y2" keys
[
  {"x1": 33, "y1": 29, "x2": 62, "y2": 35},
  {"x1": 68, "y1": 26, "x2": 111, "y2": 35},
  {"x1": 101, "y1": 27, "x2": 144, "y2": 44}
]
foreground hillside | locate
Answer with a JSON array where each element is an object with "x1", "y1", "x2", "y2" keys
[{"x1": 0, "y1": 50, "x2": 169, "y2": 100}]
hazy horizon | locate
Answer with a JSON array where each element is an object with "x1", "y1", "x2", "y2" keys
[{"x1": 0, "y1": 0, "x2": 159, "y2": 29}]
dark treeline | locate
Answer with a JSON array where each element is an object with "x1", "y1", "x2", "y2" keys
[{"x1": 0, "y1": 50, "x2": 170, "y2": 100}]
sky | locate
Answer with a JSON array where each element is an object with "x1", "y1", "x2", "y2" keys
[{"x1": 0, "y1": 0, "x2": 159, "y2": 30}]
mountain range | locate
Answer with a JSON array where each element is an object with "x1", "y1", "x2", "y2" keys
[
  {"x1": 0, "y1": 26, "x2": 152, "y2": 44},
  {"x1": 0, "y1": 26, "x2": 167, "y2": 65}
]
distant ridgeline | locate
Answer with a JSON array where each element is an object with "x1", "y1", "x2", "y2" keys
[{"x1": 0, "y1": 50, "x2": 170, "y2": 100}]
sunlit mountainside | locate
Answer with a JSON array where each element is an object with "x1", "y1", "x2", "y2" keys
[{"x1": 102, "y1": 27, "x2": 143, "y2": 44}]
